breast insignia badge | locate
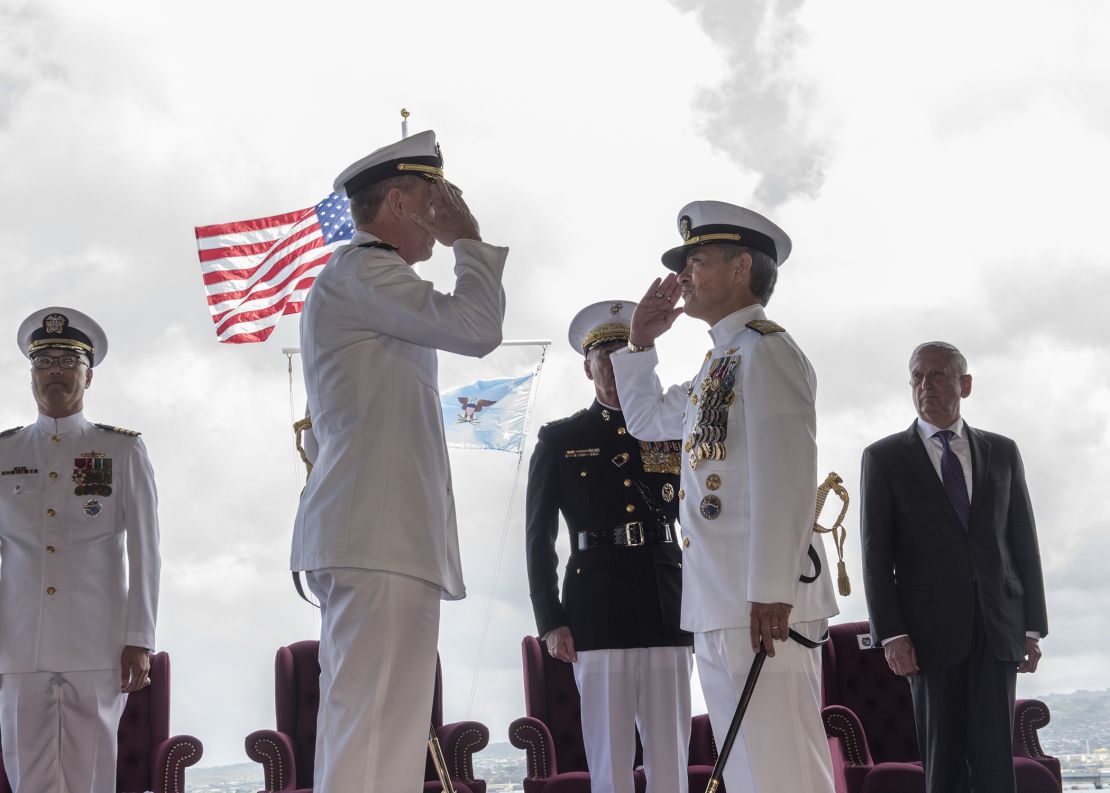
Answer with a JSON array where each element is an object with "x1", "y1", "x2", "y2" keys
[
  {"x1": 83, "y1": 499, "x2": 103, "y2": 518},
  {"x1": 700, "y1": 494, "x2": 722, "y2": 520}
]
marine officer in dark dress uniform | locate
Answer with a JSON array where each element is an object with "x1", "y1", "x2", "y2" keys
[{"x1": 525, "y1": 300, "x2": 693, "y2": 793}]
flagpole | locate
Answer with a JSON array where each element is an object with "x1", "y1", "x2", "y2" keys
[{"x1": 401, "y1": 108, "x2": 410, "y2": 138}]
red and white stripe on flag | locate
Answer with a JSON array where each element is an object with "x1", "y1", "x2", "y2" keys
[{"x1": 195, "y1": 203, "x2": 344, "y2": 343}]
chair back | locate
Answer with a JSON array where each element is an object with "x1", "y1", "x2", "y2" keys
[
  {"x1": 273, "y1": 640, "x2": 445, "y2": 789},
  {"x1": 521, "y1": 635, "x2": 589, "y2": 774},
  {"x1": 821, "y1": 620, "x2": 920, "y2": 763}
]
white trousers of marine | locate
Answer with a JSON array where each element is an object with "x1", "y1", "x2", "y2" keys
[
  {"x1": 307, "y1": 567, "x2": 441, "y2": 793},
  {"x1": 573, "y1": 646, "x2": 694, "y2": 793},
  {"x1": 0, "y1": 669, "x2": 126, "y2": 793},
  {"x1": 695, "y1": 619, "x2": 834, "y2": 793}
]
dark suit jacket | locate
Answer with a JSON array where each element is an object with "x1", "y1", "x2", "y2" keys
[
  {"x1": 860, "y1": 420, "x2": 1048, "y2": 669},
  {"x1": 525, "y1": 400, "x2": 692, "y2": 651}
]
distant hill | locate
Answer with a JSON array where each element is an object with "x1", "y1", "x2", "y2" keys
[{"x1": 1034, "y1": 689, "x2": 1110, "y2": 755}]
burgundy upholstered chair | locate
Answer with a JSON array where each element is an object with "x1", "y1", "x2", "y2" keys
[
  {"x1": 0, "y1": 651, "x2": 204, "y2": 793},
  {"x1": 508, "y1": 635, "x2": 721, "y2": 793},
  {"x1": 244, "y1": 639, "x2": 487, "y2": 793},
  {"x1": 821, "y1": 620, "x2": 1061, "y2": 793}
]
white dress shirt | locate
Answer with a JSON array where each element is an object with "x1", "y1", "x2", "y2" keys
[{"x1": 0, "y1": 411, "x2": 160, "y2": 673}]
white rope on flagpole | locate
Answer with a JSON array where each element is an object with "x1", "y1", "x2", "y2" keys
[{"x1": 464, "y1": 341, "x2": 550, "y2": 719}]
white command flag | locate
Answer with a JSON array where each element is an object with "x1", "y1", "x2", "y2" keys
[{"x1": 441, "y1": 372, "x2": 535, "y2": 453}]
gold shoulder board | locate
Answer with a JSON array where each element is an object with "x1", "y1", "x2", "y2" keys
[
  {"x1": 745, "y1": 319, "x2": 785, "y2": 335},
  {"x1": 94, "y1": 423, "x2": 141, "y2": 436}
]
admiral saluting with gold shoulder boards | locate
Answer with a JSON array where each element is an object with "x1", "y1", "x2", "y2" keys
[
  {"x1": 610, "y1": 202, "x2": 838, "y2": 792},
  {"x1": 526, "y1": 300, "x2": 693, "y2": 793},
  {"x1": 0, "y1": 307, "x2": 160, "y2": 793}
]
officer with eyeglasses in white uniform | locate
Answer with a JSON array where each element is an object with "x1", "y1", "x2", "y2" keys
[{"x1": 0, "y1": 307, "x2": 160, "y2": 793}]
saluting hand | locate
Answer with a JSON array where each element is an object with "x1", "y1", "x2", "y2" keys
[
  {"x1": 629, "y1": 275, "x2": 684, "y2": 347},
  {"x1": 544, "y1": 626, "x2": 578, "y2": 663},
  {"x1": 410, "y1": 179, "x2": 482, "y2": 245}
]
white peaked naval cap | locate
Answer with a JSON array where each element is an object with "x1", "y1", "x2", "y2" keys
[
  {"x1": 661, "y1": 200, "x2": 792, "y2": 272},
  {"x1": 333, "y1": 129, "x2": 446, "y2": 197},
  {"x1": 568, "y1": 300, "x2": 638, "y2": 355},
  {"x1": 18, "y1": 306, "x2": 108, "y2": 367}
]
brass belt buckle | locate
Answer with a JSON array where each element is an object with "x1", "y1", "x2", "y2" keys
[{"x1": 624, "y1": 521, "x2": 645, "y2": 546}]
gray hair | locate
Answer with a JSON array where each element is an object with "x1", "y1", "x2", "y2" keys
[
  {"x1": 715, "y1": 244, "x2": 779, "y2": 306},
  {"x1": 348, "y1": 174, "x2": 426, "y2": 226},
  {"x1": 910, "y1": 341, "x2": 968, "y2": 375}
]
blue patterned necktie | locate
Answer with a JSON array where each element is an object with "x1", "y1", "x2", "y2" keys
[{"x1": 935, "y1": 430, "x2": 970, "y2": 528}]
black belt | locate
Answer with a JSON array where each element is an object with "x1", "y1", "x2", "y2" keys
[{"x1": 576, "y1": 521, "x2": 675, "y2": 551}]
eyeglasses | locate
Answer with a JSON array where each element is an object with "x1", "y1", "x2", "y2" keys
[{"x1": 32, "y1": 354, "x2": 87, "y2": 370}]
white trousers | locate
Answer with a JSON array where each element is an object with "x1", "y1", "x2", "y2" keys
[
  {"x1": 695, "y1": 621, "x2": 834, "y2": 793},
  {"x1": 573, "y1": 646, "x2": 693, "y2": 793},
  {"x1": 0, "y1": 670, "x2": 125, "y2": 793},
  {"x1": 307, "y1": 567, "x2": 441, "y2": 793}
]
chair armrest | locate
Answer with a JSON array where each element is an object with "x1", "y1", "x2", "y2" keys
[
  {"x1": 1013, "y1": 699, "x2": 1053, "y2": 761},
  {"x1": 508, "y1": 716, "x2": 557, "y2": 780},
  {"x1": 822, "y1": 705, "x2": 874, "y2": 766},
  {"x1": 152, "y1": 734, "x2": 204, "y2": 793},
  {"x1": 244, "y1": 729, "x2": 298, "y2": 792},
  {"x1": 437, "y1": 719, "x2": 490, "y2": 787},
  {"x1": 688, "y1": 713, "x2": 718, "y2": 766}
]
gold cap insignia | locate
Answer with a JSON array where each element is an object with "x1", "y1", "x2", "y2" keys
[
  {"x1": 43, "y1": 314, "x2": 67, "y2": 335},
  {"x1": 679, "y1": 216, "x2": 691, "y2": 241},
  {"x1": 609, "y1": 302, "x2": 623, "y2": 315}
]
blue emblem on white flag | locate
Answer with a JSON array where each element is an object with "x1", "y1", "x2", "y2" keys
[{"x1": 441, "y1": 372, "x2": 535, "y2": 452}]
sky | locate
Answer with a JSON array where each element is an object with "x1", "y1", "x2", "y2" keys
[{"x1": 1, "y1": 0, "x2": 1109, "y2": 771}]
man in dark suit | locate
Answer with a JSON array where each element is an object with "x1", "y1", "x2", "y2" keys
[
  {"x1": 860, "y1": 341, "x2": 1049, "y2": 793},
  {"x1": 526, "y1": 300, "x2": 693, "y2": 793}
]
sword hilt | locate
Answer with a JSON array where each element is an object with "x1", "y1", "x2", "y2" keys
[{"x1": 813, "y1": 471, "x2": 852, "y2": 596}]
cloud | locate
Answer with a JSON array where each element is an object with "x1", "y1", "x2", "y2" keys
[
  {"x1": 670, "y1": 0, "x2": 828, "y2": 207},
  {"x1": 0, "y1": 3, "x2": 65, "y2": 131}
]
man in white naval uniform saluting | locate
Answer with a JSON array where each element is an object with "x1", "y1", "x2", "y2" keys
[
  {"x1": 610, "y1": 202, "x2": 838, "y2": 793},
  {"x1": 292, "y1": 130, "x2": 507, "y2": 792},
  {"x1": 0, "y1": 307, "x2": 160, "y2": 793}
]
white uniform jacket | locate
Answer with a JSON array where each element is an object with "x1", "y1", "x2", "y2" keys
[
  {"x1": 291, "y1": 231, "x2": 508, "y2": 599},
  {"x1": 611, "y1": 305, "x2": 838, "y2": 632},
  {"x1": 0, "y1": 411, "x2": 160, "y2": 673}
]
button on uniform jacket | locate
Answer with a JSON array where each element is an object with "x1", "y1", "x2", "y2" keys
[
  {"x1": 0, "y1": 412, "x2": 160, "y2": 673},
  {"x1": 525, "y1": 400, "x2": 692, "y2": 651},
  {"x1": 291, "y1": 231, "x2": 508, "y2": 599},
  {"x1": 611, "y1": 304, "x2": 839, "y2": 632}
]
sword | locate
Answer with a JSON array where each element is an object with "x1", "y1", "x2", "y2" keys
[
  {"x1": 428, "y1": 724, "x2": 457, "y2": 793},
  {"x1": 704, "y1": 647, "x2": 767, "y2": 793}
]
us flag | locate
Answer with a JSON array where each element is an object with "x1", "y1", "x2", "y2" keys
[{"x1": 194, "y1": 193, "x2": 354, "y2": 343}]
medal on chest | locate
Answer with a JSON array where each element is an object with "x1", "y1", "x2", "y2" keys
[
  {"x1": 686, "y1": 352, "x2": 740, "y2": 470},
  {"x1": 72, "y1": 452, "x2": 113, "y2": 496}
]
